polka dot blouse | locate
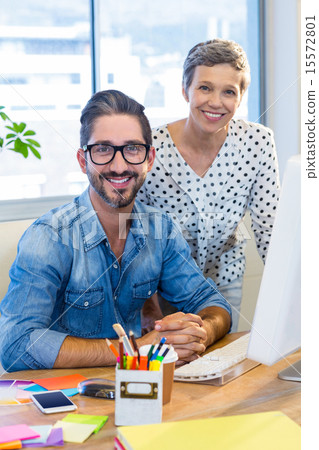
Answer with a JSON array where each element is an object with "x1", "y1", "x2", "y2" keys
[{"x1": 137, "y1": 119, "x2": 281, "y2": 288}]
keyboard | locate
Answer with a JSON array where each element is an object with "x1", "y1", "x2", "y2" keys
[{"x1": 174, "y1": 333, "x2": 259, "y2": 386}]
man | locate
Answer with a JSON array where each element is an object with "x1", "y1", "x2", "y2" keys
[{"x1": 0, "y1": 90, "x2": 231, "y2": 372}]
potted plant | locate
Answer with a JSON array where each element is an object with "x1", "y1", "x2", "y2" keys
[{"x1": 0, "y1": 106, "x2": 41, "y2": 159}]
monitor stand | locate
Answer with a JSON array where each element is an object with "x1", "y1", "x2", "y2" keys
[{"x1": 278, "y1": 360, "x2": 301, "y2": 382}]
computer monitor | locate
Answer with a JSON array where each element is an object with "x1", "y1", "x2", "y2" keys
[{"x1": 247, "y1": 155, "x2": 301, "y2": 381}]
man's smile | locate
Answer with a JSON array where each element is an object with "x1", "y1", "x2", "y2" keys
[{"x1": 99, "y1": 172, "x2": 137, "y2": 189}]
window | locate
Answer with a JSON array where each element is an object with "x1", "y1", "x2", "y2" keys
[
  {"x1": 0, "y1": 0, "x2": 91, "y2": 202},
  {"x1": 0, "y1": 0, "x2": 260, "y2": 217},
  {"x1": 98, "y1": 0, "x2": 260, "y2": 127}
]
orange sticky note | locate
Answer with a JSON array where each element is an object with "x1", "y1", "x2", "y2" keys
[
  {"x1": 0, "y1": 441, "x2": 22, "y2": 449},
  {"x1": 32, "y1": 374, "x2": 87, "y2": 390}
]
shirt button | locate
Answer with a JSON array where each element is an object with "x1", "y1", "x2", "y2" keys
[
  {"x1": 84, "y1": 301, "x2": 89, "y2": 307},
  {"x1": 148, "y1": 290, "x2": 152, "y2": 296},
  {"x1": 113, "y1": 264, "x2": 118, "y2": 269},
  {"x1": 114, "y1": 296, "x2": 117, "y2": 300}
]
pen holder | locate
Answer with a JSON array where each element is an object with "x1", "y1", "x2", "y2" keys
[
  {"x1": 139, "y1": 344, "x2": 178, "y2": 404},
  {"x1": 115, "y1": 365, "x2": 163, "y2": 426}
]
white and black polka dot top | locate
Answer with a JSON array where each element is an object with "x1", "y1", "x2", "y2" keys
[{"x1": 137, "y1": 119, "x2": 280, "y2": 288}]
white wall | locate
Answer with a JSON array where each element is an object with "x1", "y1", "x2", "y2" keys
[{"x1": 263, "y1": 0, "x2": 301, "y2": 177}]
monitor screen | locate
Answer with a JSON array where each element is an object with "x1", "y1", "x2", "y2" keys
[{"x1": 247, "y1": 155, "x2": 301, "y2": 369}]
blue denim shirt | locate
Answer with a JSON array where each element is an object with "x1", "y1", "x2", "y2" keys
[{"x1": 0, "y1": 189, "x2": 231, "y2": 372}]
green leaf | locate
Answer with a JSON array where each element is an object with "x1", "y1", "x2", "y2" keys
[
  {"x1": 17, "y1": 122, "x2": 27, "y2": 133},
  {"x1": 14, "y1": 139, "x2": 28, "y2": 157},
  {"x1": 5, "y1": 125, "x2": 16, "y2": 133},
  {"x1": 5, "y1": 133, "x2": 16, "y2": 139},
  {"x1": 14, "y1": 137, "x2": 23, "y2": 150},
  {"x1": 26, "y1": 138, "x2": 40, "y2": 147},
  {"x1": 29, "y1": 146, "x2": 41, "y2": 159},
  {"x1": 11, "y1": 122, "x2": 21, "y2": 133},
  {"x1": 0, "y1": 112, "x2": 10, "y2": 121},
  {"x1": 0, "y1": 137, "x2": 3, "y2": 147},
  {"x1": 0, "y1": 106, "x2": 4, "y2": 110},
  {"x1": 23, "y1": 130, "x2": 36, "y2": 136}
]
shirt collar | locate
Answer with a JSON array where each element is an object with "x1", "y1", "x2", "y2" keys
[
  {"x1": 76, "y1": 188, "x2": 107, "y2": 251},
  {"x1": 76, "y1": 189, "x2": 146, "y2": 252}
]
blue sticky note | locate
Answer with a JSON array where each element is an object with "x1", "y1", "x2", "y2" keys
[
  {"x1": 61, "y1": 388, "x2": 79, "y2": 397},
  {"x1": 24, "y1": 384, "x2": 48, "y2": 392},
  {"x1": 21, "y1": 425, "x2": 52, "y2": 444}
]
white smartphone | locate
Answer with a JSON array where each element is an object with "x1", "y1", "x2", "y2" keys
[{"x1": 30, "y1": 390, "x2": 77, "y2": 414}]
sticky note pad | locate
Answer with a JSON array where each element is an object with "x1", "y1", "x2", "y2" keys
[
  {"x1": 117, "y1": 411, "x2": 301, "y2": 450},
  {"x1": 23, "y1": 385, "x2": 47, "y2": 393},
  {"x1": 60, "y1": 388, "x2": 78, "y2": 397},
  {"x1": 0, "y1": 381, "x2": 33, "y2": 389},
  {"x1": 21, "y1": 426, "x2": 51, "y2": 445},
  {"x1": 22, "y1": 427, "x2": 64, "y2": 448},
  {"x1": 0, "y1": 425, "x2": 40, "y2": 445},
  {"x1": 32, "y1": 374, "x2": 87, "y2": 391},
  {"x1": 62, "y1": 414, "x2": 108, "y2": 433},
  {"x1": 0, "y1": 441, "x2": 22, "y2": 449},
  {"x1": 15, "y1": 390, "x2": 32, "y2": 404},
  {"x1": 53, "y1": 421, "x2": 96, "y2": 443}
]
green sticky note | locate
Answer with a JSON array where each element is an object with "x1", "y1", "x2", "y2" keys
[{"x1": 62, "y1": 413, "x2": 108, "y2": 433}]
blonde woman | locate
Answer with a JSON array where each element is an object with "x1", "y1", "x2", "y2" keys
[{"x1": 139, "y1": 39, "x2": 280, "y2": 331}]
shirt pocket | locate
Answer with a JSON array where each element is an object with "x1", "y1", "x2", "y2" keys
[
  {"x1": 59, "y1": 288, "x2": 104, "y2": 337},
  {"x1": 128, "y1": 278, "x2": 159, "y2": 320}
]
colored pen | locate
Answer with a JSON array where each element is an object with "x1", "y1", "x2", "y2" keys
[
  {"x1": 119, "y1": 336, "x2": 124, "y2": 369},
  {"x1": 131, "y1": 351, "x2": 138, "y2": 370},
  {"x1": 113, "y1": 323, "x2": 134, "y2": 356},
  {"x1": 139, "y1": 355, "x2": 148, "y2": 371},
  {"x1": 151, "y1": 337, "x2": 167, "y2": 361},
  {"x1": 129, "y1": 330, "x2": 140, "y2": 361},
  {"x1": 160, "y1": 344, "x2": 172, "y2": 359},
  {"x1": 147, "y1": 338, "x2": 158, "y2": 367},
  {"x1": 126, "y1": 355, "x2": 134, "y2": 370},
  {"x1": 106, "y1": 338, "x2": 119, "y2": 359},
  {"x1": 149, "y1": 360, "x2": 161, "y2": 371}
]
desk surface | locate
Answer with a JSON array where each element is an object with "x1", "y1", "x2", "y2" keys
[{"x1": 0, "y1": 333, "x2": 301, "y2": 448}]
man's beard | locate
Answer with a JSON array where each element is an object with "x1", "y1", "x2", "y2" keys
[{"x1": 87, "y1": 168, "x2": 146, "y2": 208}]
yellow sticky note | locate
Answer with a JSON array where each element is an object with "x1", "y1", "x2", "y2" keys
[
  {"x1": 117, "y1": 411, "x2": 301, "y2": 450},
  {"x1": 53, "y1": 421, "x2": 96, "y2": 443}
]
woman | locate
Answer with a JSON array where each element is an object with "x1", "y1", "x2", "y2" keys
[{"x1": 139, "y1": 39, "x2": 280, "y2": 331}]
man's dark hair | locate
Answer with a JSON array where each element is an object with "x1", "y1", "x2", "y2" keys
[{"x1": 80, "y1": 90, "x2": 152, "y2": 147}]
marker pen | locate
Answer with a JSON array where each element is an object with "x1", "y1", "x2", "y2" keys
[
  {"x1": 149, "y1": 360, "x2": 161, "y2": 371},
  {"x1": 151, "y1": 337, "x2": 167, "y2": 361},
  {"x1": 139, "y1": 356, "x2": 148, "y2": 371},
  {"x1": 131, "y1": 352, "x2": 138, "y2": 370},
  {"x1": 126, "y1": 356, "x2": 134, "y2": 370}
]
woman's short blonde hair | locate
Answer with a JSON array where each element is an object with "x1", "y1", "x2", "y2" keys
[{"x1": 183, "y1": 38, "x2": 251, "y2": 96}]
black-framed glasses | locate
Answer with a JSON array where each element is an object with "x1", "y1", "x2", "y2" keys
[{"x1": 83, "y1": 143, "x2": 150, "y2": 165}]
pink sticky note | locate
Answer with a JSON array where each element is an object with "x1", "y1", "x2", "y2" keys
[{"x1": 0, "y1": 425, "x2": 40, "y2": 444}]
